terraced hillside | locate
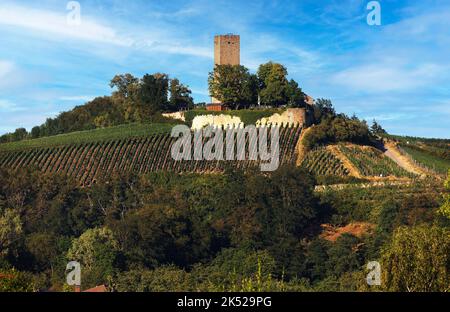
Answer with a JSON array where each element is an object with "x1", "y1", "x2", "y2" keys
[
  {"x1": 337, "y1": 144, "x2": 415, "y2": 178},
  {"x1": 0, "y1": 125, "x2": 302, "y2": 185},
  {"x1": 301, "y1": 147, "x2": 350, "y2": 176}
]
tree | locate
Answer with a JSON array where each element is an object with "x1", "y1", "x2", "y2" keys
[
  {"x1": 67, "y1": 227, "x2": 120, "y2": 288},
  {"x1": 302, "y1": 114, "x2": 371, "y2": 150},
  {"x1": 26, "y1": 232, "x2": 59, "y2": 273},
  {"x1": 287, "y1": 79, "x2": 305, "y2": 107},
  {"x1": 326, "y1": 234, "x2": 364, "y2": 278},
  {"x1": 305, "y1": 238, "x2": 330, "y2": 281},
  {"x1": 115, "y1": 266, "x2": 191, "y2": 292},
  {"x1": 370, "y1": 119, "x2": 387, "y2": 135},
  {"x1": 0, "y1": 269, "x2": 35, "y2": 292},
  {"x1": 0, "y1": 209, "x2": 22, "y2": 258},
  {"x1": 208, "y1": 65, "x2": 256, "y2": 109},
  {"x1": 30, "y1": 126, "x2": 41, "y2": 139},
  {"x1": 139, "y1": 73, "x2": 169, "y2": 118},
  {"x1": 381, "y1": 225, "x2": 449, "y2": 292},
  {"x1": 314, "y1": 98, "x2": 335, "y2": 122},
  {"x1": 438, "y1": 170, "x2": 450, "y2": 220},
  {"x1": 12, "y1": 128, "x2": 28, "y2": 142},
  {"x1": 169, "y1": 78, "x2": 194, "y2": 112},
  {"x1": 109, "y1": 74, "x2": 139, "y2": 99},
  {"x1": 258, "y1": 62, "x2": 289, "y2": 107}
]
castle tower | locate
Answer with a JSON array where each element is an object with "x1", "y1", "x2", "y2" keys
[
  {"x1": 214, "y1": 34, "x2": 240, "y2": 66},
  {"x1": 211, "y1": 34, "x2": 240, "y2": 105}
]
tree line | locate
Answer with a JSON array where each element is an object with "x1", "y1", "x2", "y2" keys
[
  {"x1": 0, "y1": 73, "x2": 193, "y2": 143},
  {"x1": 208, "y1": 61, "x2": 306, "y2": 110}
]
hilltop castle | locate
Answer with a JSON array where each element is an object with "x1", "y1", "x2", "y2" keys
[{"x1": 209, "y1": 34, "x2": 241, "y2": 109}]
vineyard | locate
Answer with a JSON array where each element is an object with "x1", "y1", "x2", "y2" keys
[
  {"x1": 337, "y1": 144, "x2": 415, "y2": 178},
  {"x1": 0, "y1": 125, "x2": 302, "y2": 185},
  {"x1": 0, "y1": 122, "x2": 177, "y2": 152},
  {"x1": 301, "y1": 147, "x2": 350, "y2": 176},
  {"x1": 398, "y1": 144, "x2": 450, "y2": 175}
]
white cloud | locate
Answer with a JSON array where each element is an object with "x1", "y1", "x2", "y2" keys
[
  {"x1": 0, "y1": 99, "x2": 24, "y2": 112},
  {"x1": 362, "y1": 113, "x2": 414, "y2": 122},
  {"x1": 0, "y1": 60, "x2": 15, "y2": 78},
  {"x1": 134, "y1": 41, "x2": 211, "y2": 59},
  {"x1": 0, "y1": 3, "x2": 131, "y2": 46},
  {"x1": 59, "y1": 95, "x2": 96, "y2": 102},
  {"x1": 0, "y1": 60, "x2": 26, "y2": 91},
  {"x1": 330, "y1": 63, "x2": 444, "y2": 93},
  {"x1": 0, "y1": 3, "x2": 212, "y2": 59}
]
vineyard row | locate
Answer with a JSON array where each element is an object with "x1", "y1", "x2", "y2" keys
[{"x1": 0, "y1": 126, "x2": 302, "y2": 185}]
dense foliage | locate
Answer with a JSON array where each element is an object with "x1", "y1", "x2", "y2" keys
[
  {"x1": 208, "y1": 62, "x2": 305, "y2": 110},
  {"x1": 303, "y1": 115, "x2": 372, "y2": 150},
  {"x1": 0, "y1": 166, "x2": 447, "y2": 292}
]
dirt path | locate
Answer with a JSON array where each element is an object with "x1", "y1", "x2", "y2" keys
[
  {"x1": 382, "y1": 141, "x2": 428, "y2": 177},
  {"x1": 295, "y1": 127, "x2": 312, "y2": 166},
  {"x1": 326, "y1": 145, "x2": 363, "y2": 178}
]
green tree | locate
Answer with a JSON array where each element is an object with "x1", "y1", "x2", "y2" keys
[
  {"x1": 109, "y1": 73, "x2": 139, "y2": 99},
  {"x1": 326, "y1": 234, "x2": 364, "y2": 278},
  {"x1": 0, "y1": 269, "x2": 35, "y2": 292},
  {"x1": 67, "y1": 227, "x2": 120, "y2": 288},
  {"x1": 258, "y1": 62, "x2": 289, "y2": 107},
  {"x1": 11, "y1": 128, "x2": 28, "y2": 142},
  {"x1": 169, "y1": 78, "x2": 194, "y2": 112},
  {"x1": 208, "y1": 65, "x2": 256, "y2": 109},
  {"x1": 287, "y1": 79, "x2": 305, "y2": 107},
  {"x1": 26, "y1": 233, "x2": 59, "y2": 273},
  {"x1": 313, "y1": 98, "x2": 335, "y2": 122},
  {"x1": 0, "y1": 209, "x2": 22, "y2": 258},
  {"x1": 381, "y1": 225, "x2": 449, "y2": 292},
  {"x1": 438, "y1": 170, "x2": 450, "y2": 219},
  {"x1": 139, "y1": 73, "x2": 169, "y2": 118},
  {"x1": 30, "y1": 126, "x2": 41, "y2": 139},
  {"x1": 114, "y1": 266, "x2": 191, "y2": 292},
  {"x1": 370, "y1": 119, "x2": 387, "y2": 135}
]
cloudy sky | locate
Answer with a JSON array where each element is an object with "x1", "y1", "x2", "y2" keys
[{"x1": 0, "y1": 0, "x2": 449, "y2": 138}]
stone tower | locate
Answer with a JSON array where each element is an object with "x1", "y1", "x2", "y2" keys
[
  {"x1": 212, "y1": 34, "x2": 240, "y2": 105},
  {"x1": 214, "y1": 34, "x2": 240, "y2": 66}
]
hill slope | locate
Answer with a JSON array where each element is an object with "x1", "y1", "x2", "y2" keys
[{"x1": 0, "y1": 124, "x2": 302, "y2": 185}]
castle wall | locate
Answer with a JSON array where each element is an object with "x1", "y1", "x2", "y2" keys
[{"x1": 190, "y1": 108, "x2": 307, "y2": 130}]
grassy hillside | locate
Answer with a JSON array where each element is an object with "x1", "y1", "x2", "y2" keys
[
  {"x1": 386, "y1": 134, "x2": 450, "y2": 175},
  {"x1": 399, "y1": 144, "x2": 450, "y2": 174},
  {"x1": 0, "y1": 123, "x2": 177, "y2": 152}
]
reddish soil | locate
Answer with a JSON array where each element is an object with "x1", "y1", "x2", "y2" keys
[{"x1": 320, "y1": 222, "x2": 375, "y2": 242}]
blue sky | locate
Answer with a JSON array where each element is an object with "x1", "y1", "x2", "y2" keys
[{"x1": 0, "y1": 0, "x2": 449, "y2": 138}]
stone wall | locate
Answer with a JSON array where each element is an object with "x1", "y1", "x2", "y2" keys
[
  {"x1": 255, "y1": 108, "x2": 306, "y2": 127},
  {"x1": 162, "y1": 111, "x2": 185, "y2": 122},
  {"x1": 191, "y1": 114, "x2": 244, "y2": 130},
  {"x1": 190, "y1": 108, "x2": 307, "y2": 130}
]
